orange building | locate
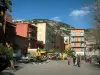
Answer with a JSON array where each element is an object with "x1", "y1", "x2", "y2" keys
[{"x1": 71, "y1": 29, "x2": 85, "y2": 55}]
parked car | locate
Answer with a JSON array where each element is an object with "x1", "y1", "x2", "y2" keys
[{"x1": 18, "y1": 54, "x2": 33, "y2": 63}]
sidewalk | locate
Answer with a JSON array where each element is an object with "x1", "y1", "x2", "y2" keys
[{"x1": 1, "y1": 63, "x2": 27, "y2": 75}]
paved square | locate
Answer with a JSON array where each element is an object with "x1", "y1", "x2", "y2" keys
[{"x1": 15, "y1": 60, "x2": 100, "y2": 75}]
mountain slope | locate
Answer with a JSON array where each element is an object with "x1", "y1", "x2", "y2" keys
[{"x1": 32, "y1": 19, "x2": 74, "y2": 36}]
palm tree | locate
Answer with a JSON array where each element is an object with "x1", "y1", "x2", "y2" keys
[
  {"x1": 0, "y1": 0, "x2": 12, "y2": 33},
  {"x1": 0, "y1": 0, "x2": 12, "y2": 46}
]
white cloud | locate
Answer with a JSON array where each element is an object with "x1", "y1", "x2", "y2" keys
[
  {"x1": 70, "y1": 6, "x2": 91, "y2": 17},
  {"x1": 70, "y1": 10, "x2": 90, "y2": 17},
  {"x1": 12, "y1": 19, "x2": 25, "y2": 22},
  {"x1": 81, "y1": 6, "x2": 90, "y2": 10},
  {"x1": 51, "y1": 17, "x2": 61, "y2": 21}
]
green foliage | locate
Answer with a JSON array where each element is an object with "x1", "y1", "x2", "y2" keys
[
  {"x1": 46, "y1": 50, "x2": 55, "y2": 53},
  {"x1": 62, "y1": 30, "x2": 70, "y2": 35},
  {"x1": 12, "y1": 43, "x2": 19, "y2": 52},
  {"x1": 84, "y1": 29, "x2": 90, "y2": 32},
  {"x1": 54, "y1": 49, "x2": 60, "y2": 53},
  {"x1": 0, "y1": 45, "x2": 7, "y2": 54},
  {"x1": 0, "y1": 0, "x2": 12, "y2": 12},
  {"x1": 0, "y1": 45, "x2": 13, "y2": 59},
  {"x1": 64, "y1": 49, "x2": 73, "y2": 55}
]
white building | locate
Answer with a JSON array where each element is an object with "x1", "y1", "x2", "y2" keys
[
  {"x1": 85, "y1": 37, "x2": 100, "y2": 56},
  {"x1": 36, "y1": 22, "x2": 55, "y2": 50}
]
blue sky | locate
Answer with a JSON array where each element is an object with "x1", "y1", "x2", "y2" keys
[{"x1": 11, "y1": 0, "x2": 93, "y2": 28}]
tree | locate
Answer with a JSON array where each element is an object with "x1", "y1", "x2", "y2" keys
[
  {"x1": 0, "y1": 0, "x2": 12, "y2": 32},
  {"x1": 0, "y1": 44, "x2": 13, "y2": 58},
  {"x1": 64, "y1": 49, "x2": 73, "y2": 55},
  {"x1": 0, "y1": 0, "x2": 12, "y2": 46},
  {"x1": 0, "y1": 44, "x2": 13, "y2": 72},
  {"x1": 89, "y1": 0, "x2": 100, "y2": 51}
]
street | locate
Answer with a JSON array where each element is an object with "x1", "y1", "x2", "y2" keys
[{"x1": 14, "y1": 60, "x2": 100, "y2": 75}]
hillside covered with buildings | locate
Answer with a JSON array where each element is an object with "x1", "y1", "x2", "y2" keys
[{"x1": 14, "y1": 19, "x2": 74, "y2": 36}]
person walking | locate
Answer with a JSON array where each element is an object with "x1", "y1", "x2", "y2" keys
[
  {"x1": 73, "y1": 55, "x2": 76, "y2": 66},
  {"x1": 67, "y1": 56, "x2": 71, "y2": 65},
  {"x1": 77, "y1": 55, "x2": 81, "y2": 67},
  {"x1": 89, "y1": 57, "x2": 92, "y2": 64}
]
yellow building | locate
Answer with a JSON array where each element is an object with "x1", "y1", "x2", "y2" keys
[
  {"x1": 28, "y1": 48, "x2": 46, "y2": 57},
  {"x1": 71, "y1": 29, "x2": 85, "y2": 55}
]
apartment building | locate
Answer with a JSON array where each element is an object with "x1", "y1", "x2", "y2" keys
[
  {"x1": 85, "y1": 34, "x2": 99, "y2": 56},
  {"x1": 71, "y1": 29, "x2": 85, "y2": 55},
  {"x1": 13, "y1": 21, "x2": 38, "y2": 55},
  {"x1": 13, "y1": 20, "x2": 64, "y2": 52}
]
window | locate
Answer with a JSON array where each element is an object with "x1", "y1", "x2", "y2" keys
[
  {"x1": 81, "y1": 48, "x2": 84, "y2": 52},
  {"x1": 80, "y1": 32, "x2": 84, "y2": 36},
  {"x1": 72, "y1": 43, "x2": 74, "y2": 46},
  {"x1": 72, "y1": 32, "x2": 75, "y2": 36},
  {"x1": 74, "y1": 37, "x2": 76, "y2": 41},
  {"x1": 71, "y1": 37, "x2": 74, "y2": 41},
  {"x1": 80, "y1": 37, "x2": 84, "y2": 41},
  {"x1": 72, "y1": 48, "x2": 75, "y2": 51},
  {"x1": 71, "y1": 43, "x2": 73, "y2": 46},
  {"x1": 72, "y1": 43, "x2": 76, "y2": 47},
  {"x1": 80, "y1": 43, "x2": 84, "y2": 47},
  {"x1": 82, "y1": 43, "x2": 84, "y2": 47},
  {"x1": 65, "y1": 39, "x2": 68, "y2": 44}
]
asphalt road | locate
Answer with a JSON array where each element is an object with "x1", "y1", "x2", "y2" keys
[{"x1": 14, "y1": 60, "x2": 100, "y2": 75}]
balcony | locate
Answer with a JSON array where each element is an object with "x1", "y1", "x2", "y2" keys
[
  {"x1": 71, "y1": 44, "x2": 86, "y2": 48},
  {"x1": 28, "y1": 37, "x2": 37, "y2": 40},
  {"x1": 28, "y1": 29, "x2": 37, "y2": 33},
  {"x1": 71, "y1": 41, "x2": 85, "y2": 43},
  {"x1": 71, "y1": 32, "x2": 84, "y2": 37},
  {"x1": 28, "y1": 34, "x2": 37, "y2": 40},
  {"x1": 71, "y1": 35, "x2": 84, "y2": 37},
  {"x1": 71, "y1": 46, "x2": 85, "y2": 48}
]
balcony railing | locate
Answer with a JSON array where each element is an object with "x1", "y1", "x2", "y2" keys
[
  {"x1": 71, "y1": 41, "x2": 85, "y2": 43},
  {"x1": 71, "y1": 45, "x2": 86, "y2": 48},
  {"x1": 71, "y1": 46, "x2": 85, "y2": 48},
  {"x1": 28, "y1": 35, "x2": 37, "y2": 40},
  {"x1": 71, "y1": 35, "x2": 84, "y2": 37}
]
